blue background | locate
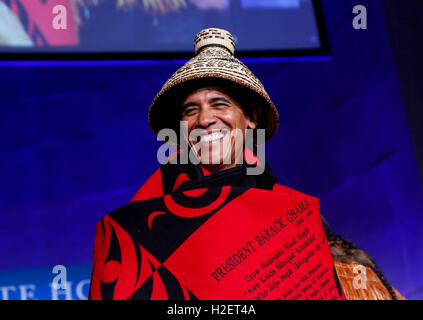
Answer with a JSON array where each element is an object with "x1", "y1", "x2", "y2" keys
[{"x1": 0, "y1": 0, "x2": 422, "y2": 299}]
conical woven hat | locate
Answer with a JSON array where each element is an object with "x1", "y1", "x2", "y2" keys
[{"x1": 148, "y1": 27, "x2": 279, "y2": 141}]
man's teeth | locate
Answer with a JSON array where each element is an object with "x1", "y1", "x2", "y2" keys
[{"x1": 201, "y1": 132, "x2": 225, "y2": 143}]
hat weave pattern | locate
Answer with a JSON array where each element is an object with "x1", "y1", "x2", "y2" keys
[{"x1": 148, "y1": 28, "x2": 279, "y2": 140}]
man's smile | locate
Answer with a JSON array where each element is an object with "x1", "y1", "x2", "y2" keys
[{"x1": 195, "y1": 130, "x2": 229, "y2": 144}]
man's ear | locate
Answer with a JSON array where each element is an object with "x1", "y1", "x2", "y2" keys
[{"x1": 247, "y1": 105, "x2": 259, "y2": 129}]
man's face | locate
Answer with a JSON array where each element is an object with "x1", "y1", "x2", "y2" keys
[{"x1": 181, "y1": 87, "x2": 257, "y2": 172}]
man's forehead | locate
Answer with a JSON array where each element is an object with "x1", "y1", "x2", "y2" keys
[{"x1": 183, "y1": 86, "x2": 237, "y2": 102}]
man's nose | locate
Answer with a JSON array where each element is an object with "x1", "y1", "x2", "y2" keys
[{"x1": 197, "y1": 107, "x2": 216, "y2": 128}]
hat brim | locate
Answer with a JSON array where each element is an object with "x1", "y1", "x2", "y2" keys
[{"x1": 148, "y1": 76, "x2": 279, "y2": 143}]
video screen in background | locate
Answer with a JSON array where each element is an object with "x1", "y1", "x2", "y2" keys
[{"x1": 0, "y1": 0, "x2": 323, "y2": 56}]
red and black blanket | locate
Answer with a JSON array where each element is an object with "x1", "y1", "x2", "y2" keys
[{"x1": 88, "y1": 153, "x2": 345, "y2": 300}]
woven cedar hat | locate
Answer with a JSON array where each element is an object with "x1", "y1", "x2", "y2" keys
[{"x1": 148, "y1": 27, "x2": 279, "y2": 141}]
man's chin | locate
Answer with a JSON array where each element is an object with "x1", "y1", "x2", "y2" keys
[
  {"x1": 199, "y1": 151, "x2": 232, "y2": 166},
  {"x1": 200, "y1": 162, "x2": 238, "y2": 173}
]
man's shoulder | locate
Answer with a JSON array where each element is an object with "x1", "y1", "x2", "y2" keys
[{"x1": 95, "y1": 199, "x2": 160, "y2": 231}]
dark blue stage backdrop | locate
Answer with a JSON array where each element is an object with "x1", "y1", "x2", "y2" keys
[{"x1": 0, "y1": 0, "x2": 422, "y2": 300}]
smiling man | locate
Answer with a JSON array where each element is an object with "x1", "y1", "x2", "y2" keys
[
  {"x1": 89, "y1": 28, "x2": 404, "y2": 300},
  {"x1": 180, "y1": 86, "x2": 257, "y2": 172},
  {"x1": 149, "y1": 27, "x2": 278, "y2": 177}
]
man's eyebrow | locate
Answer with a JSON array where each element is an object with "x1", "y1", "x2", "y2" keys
[
  {"x1": 209, "y1": 97, "x2": 231, "y2": 104},
  {"x1": 181, "y1": 96, "x2": 232, "y2": 111},
  {"x1": 181, "y1": 101, "x2": 198, "y2": 111}
]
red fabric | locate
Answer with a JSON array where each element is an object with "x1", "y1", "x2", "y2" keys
[
  {"x1": 131, "y1": 169, "x2": 164, "y2": 201},
  {"x1": 163, "y1": 188, "x2": 344, "y2": 300},
  {"x1": 89, "y1": 149, "x2": 345, "y2": 300}
]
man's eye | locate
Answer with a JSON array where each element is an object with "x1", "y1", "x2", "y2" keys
[
  {"x1": 183, "y1": 108, "x2": 197, "y2": 115},
  {"x1": 183, "y1": 108, "x2": 195, "y2": 114}
]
